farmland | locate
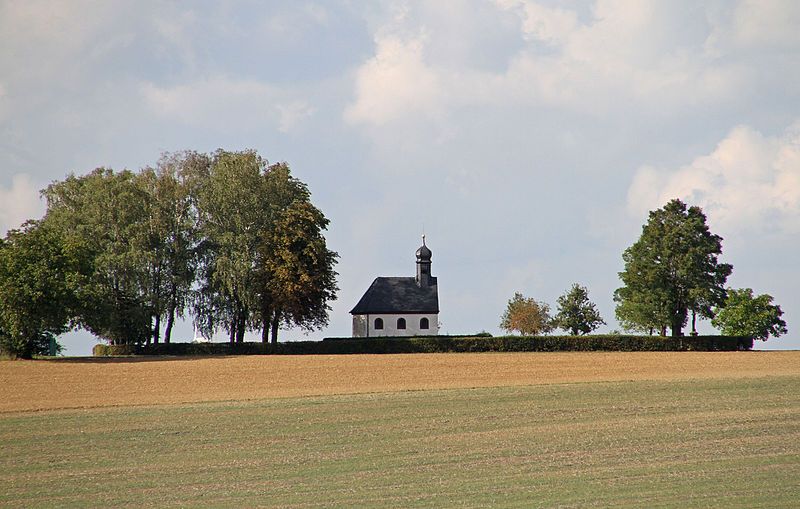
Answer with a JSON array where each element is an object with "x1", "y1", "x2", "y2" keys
[{"x1": 1, "y1": 352, "x2": 799, "y2": 507}]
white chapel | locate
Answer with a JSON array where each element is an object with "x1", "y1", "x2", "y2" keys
[{"x1": 350, "y1": 237, "x2": 440, "y2": 337}]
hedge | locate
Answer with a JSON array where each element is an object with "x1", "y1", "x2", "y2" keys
[
  {"x1": 92, "y1": 344, "x2": 138, "y2": 356},
  {"x1": 128, "y1": 334, "x2": 753, "y2": 356}
]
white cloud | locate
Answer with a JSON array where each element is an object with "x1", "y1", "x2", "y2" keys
[
  {"x1": 0, "y1": 0, "x2": 109, "y2": 47},
  {"x1": 152, "y1": 9, "x2": 200, "y2": 72},
  {"x1": 627, "y1": 122, "x2": 800, "y2": 235},
  {"x1": 497, "y1": 0, "x2": 577, "y2": 45},
  {"x1": 732, "y1": 0, "x2": 800, "y2": 48},
  {"x1": 345, "y1": 0, "x2": 753, "y2": 127},
  {"x1": 0, "y1": 174, "x2": 45, "y2": 235},
  {"x1": 0, "y1": 1, "x2": 123, "y2": 81},
  {"x1": 704, "y1": 0, "x2": 800, "y2": 56},
  {"x1": 141, "y1": 77, "x2": 312, "y2": 132},
  {"x1": 344, "y1": 34, "x2": 443, "y2": 126},
  {"x1": 277, "y1": 101, "x2": 315, "y2": 133},
  {"x1": 0, "y1": 82, "x2": 7, "y2": 122}
]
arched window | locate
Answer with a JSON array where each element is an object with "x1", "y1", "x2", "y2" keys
[
  {"x1": 397, "y1": 317, "x2": 406, "y2": 330},
  {"x1": 420, "y1": 317, "x2": 430, "y2": 330},
  {"x1": 374, "y1": 318, "x2": 384, "y2": 330}
]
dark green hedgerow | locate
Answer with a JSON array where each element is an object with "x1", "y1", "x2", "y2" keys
[
  {"x1": 92, "y1": 344, "x2": 138, "y2": 356},
  {"x1": 130, "y1": 335, "x2": 753, "y2": 356}
]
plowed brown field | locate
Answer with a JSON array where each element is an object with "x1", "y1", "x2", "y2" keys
[{"x1": 2, "y1": 351, "x2": 798, "y2": 413}]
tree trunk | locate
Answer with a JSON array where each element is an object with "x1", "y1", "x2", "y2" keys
[
  {"x1": 164, "y1": 305, "x2": 175, "y2": 343},
  {"x1": 153, "y1": 315, "x2": 161, "y2": 344},
  {"x1": 235, "y1": 308, "x2": 246, "y2": 343},
  {"x1": 660, "y1": 325, "x2": 667, "y2": 336},
  {"x1": 164, "y1": 285, "x2": 178, "y2": 344},
  {"x1": 261, "y1": 318, "x2": 270, "y2": 343},
  {"x1": 261, "y1": 307, "x2": 272, "y2": 343},
  {"x1": 671, "y1": 307, "x2": 685, "y2": 336},
  {"x1": 229, "y1": 321, "x2": 236, "y2": 344},
  {"x1": 270, "y1": 311, "x2": 280, "y2": 344},
  {"x1": 690, "y1": 310, "x2": 697, "y2": 336}
]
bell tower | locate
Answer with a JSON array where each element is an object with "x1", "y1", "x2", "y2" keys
[{"x1": 415, "y1": 235, "x2": 432, "y2": 287}]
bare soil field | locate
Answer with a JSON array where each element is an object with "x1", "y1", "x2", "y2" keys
[{"x1": 2, "y1": 351, "x2": 798, "y2": 413}]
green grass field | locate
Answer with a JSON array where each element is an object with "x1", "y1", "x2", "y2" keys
[{"x1": 2, "y1": 374, "x2": 798, "y2": 507}]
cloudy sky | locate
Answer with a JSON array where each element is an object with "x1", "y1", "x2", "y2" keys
[{"x1": 2, "y1": 0, "x2": 799, "y2": 353}]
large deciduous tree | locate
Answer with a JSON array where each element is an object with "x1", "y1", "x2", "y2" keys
[
  {"x1": 139, "y1": 152, "x2": 206, "y2": 344},
  {"x1": 261, "y1": 199, "x2": 339, "y2": 343},
  {"x1": 614, "y1": 199, "x2": 732, "y2": 337},
  {"x1": 252, "y1": 162, "x2": 311, "y2": 343},
  {"x1": 193, "y1": 150, "x2": 270, "y2": 343},
  {"x1": 553, "y1": 283, "x2": 605, "y2": 335},
  {"x1": 42, "y1": 169, "x2": 153, "y2": 345},
  {"x1": 0, "y1": 222, "x2": 76, "y2": 358},
  {"x1": 711, "y1": 288, "x2": 787, "y2": 341},
  {"x1": 192, "y1": 152, "x2": 338, "y2": 344},
  {"x1": 500, "y1": 292, "x2": 553, "y2": 336}
]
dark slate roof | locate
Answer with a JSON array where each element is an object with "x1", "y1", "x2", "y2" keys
[{"x1": 350, "y1": 277, "x2": 438, "y2": 314}]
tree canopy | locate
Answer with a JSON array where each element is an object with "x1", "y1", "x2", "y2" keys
[
  {"x1": 711, "y1": 288, "x2": 787, "y2": 341},
  {"x1": 193, "y1": 152, "x2": 338, "y2": 344},
  {"x1": 0, "y1": 221, "x2": 76, "y2": 357},
  {"x1": 614, "y1": 199, "x2": 732, "y2": 336},
  {"x1": 0, "y1": 149, "x2": 338, "y2": 357},
  {"x1": 500, "y1": 292, "x2": 553, "y2": 336},
  {"x1": 42, "y1": 168, "x2": 154, "y2": 346},
  {"x1": 552, "y1": 283, "x2": 605, "y2": 335}
]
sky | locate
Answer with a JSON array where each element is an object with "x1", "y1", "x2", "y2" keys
[{"x1": 1, "y1": 0, "x2": 799, "y2": 354}]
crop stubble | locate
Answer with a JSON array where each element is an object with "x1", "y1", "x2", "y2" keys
[{"x1": 2, "y1": 351, "x2": 798, "y2": 413}]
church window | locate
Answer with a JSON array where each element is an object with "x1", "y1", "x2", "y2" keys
[
  {"x1": 420, "y1": 317, "x2": 430, "y2": 329},
  {"x1": 374, "y1": 318, "x2": 384, "y2": 330},
  {"x1": 397, "y1": 318, "x2": 406, "y2": 330}
]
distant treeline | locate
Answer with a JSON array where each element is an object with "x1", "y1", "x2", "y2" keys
[{"x1": 0, "y1": 150, "x2": 338, "y2": 358}]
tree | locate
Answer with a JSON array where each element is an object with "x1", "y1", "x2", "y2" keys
[
  {"x1": 139, "y1": 152, "x2": 205, "y2": 344},
  {"x1": 252, "y1": 162, "x2": 313, "y2": 343},
  {"x1": 614, "y1": 199, "x2": 732, "y2": 336},
  {"x1": 191, "y1": 152, "x2": 338, "y2": 344},
  {"x1": 553, "y1": 283, "x2": 605, "y2": 335},
  {"x1": 260, "y1": 199, "x2": 339, "y2": 343},
  {"x1": 42, "y1": 168, "x2": 153, "y2": 345},
  {"x1": 0, "y1": 222, "x2": 75, "y2": 358},
  {"x1": 712, "y1": 288, "x2": 787, "y2": 341},
  {"x1": 193, "y1": 150, "x2": 270, "y2": 343},
  {"x1": 614, "y1": 290, "x2": 670, "y2": 335},
  {"x1": 500, "y1": 292, "x2": 553, "y2": 335}
]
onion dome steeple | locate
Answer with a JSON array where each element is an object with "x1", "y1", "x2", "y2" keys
[
  {"x1": 416, "y1": 235, "x2": 432, "y2": 286},
  {"x1": 416, "y1": 234, "x2": 432, "y2": 261}
]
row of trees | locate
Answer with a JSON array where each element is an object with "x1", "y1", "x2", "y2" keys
[
  {"x1": 501, "y1": 199, "x2": 787, "y2": 341},
  {"x1": 0, "y1": 150, "x2": 338, "y2": 358},
  {"x1": 500, "y1": 283, "x2": 606, "y2": 336}
]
